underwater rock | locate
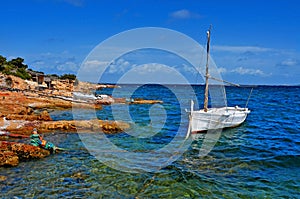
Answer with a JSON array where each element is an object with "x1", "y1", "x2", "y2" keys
[{"x1": 0, "y1": 175, "x2": 7, "y2": 181}]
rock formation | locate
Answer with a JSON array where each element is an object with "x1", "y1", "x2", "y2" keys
[
  {"x1": 3, "y1": 119, "x2": 130, "y2": 134},
  {"x1": 0, "y1": 141, "x2": 50, "y2": 167}
]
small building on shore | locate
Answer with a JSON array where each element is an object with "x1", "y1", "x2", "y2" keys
[{"x1": 28, "y1": 71, "x2": 45, "y2": 85}]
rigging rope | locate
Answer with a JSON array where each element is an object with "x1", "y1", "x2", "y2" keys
[{"x1": 245, "y1": 87, "x2": 253, "y2": 108}]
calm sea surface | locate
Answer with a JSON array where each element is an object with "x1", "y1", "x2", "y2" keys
[{"x1": 1, "y1": 85, "x2": 299, "y2": 198}]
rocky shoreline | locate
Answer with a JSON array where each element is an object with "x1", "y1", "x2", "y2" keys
[{"x1": 0, "y1": 74, "x2": 162, "y2": 166}]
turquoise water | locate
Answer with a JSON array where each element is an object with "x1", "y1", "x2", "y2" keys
[{"x1": 1, "y1": 85, "x2": 299, "y2": 198}]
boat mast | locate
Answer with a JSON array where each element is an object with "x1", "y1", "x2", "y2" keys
[{"x1": 204, "y1": 26, "x2": 211, "y2": 112}]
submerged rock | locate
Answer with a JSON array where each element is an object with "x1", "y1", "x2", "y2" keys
[
  {"x1": 0, "y1": 175, "x2": 7, "y2": 181},
  {"x1": 0, "y1": 141, "x2": 50, "y2": 167}
]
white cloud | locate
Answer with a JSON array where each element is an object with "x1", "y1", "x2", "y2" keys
[
  {"x1": 81, "y1": 60, "x2": 109, "y2": 69},
  {"x1": 181, "y1": 63, "x2": 198, "y2": 74},
  {"x1": 108, "y1": 58, "x2": 132, "y2": 74},
  {"x1": 31, "y1": 60, "x2": 45, "y2": 66},
  {"x1": 117, "y1": 63, "x2": 190, "y2": 84},
  {"x1": 279, "y1": 59, "x2": 299, "y2": 67},
  {"x1": 170, "y1": 9, "x2": 191, "y2": 19},
  {"x1": 170, "y1": 9, "x2": 200, "y2": 19},
  {"x1": 60, "y1": 0, "x2": 84, "y2": 7},
  {"x1": 56, "y1": 61, "x2": 78, "y2": 72},
  {"x1": 231, "y1": 67, "x2": 265, "y2": 76},
  {"x1": 131, "y1": 63, "x2": 174, "y2": 74},
  {"x1": 212, "y1": 45, "x2": 274, "y2": 53},
  {"x1": 217, "y1": 67, "x2": 227, "y2": 74}
]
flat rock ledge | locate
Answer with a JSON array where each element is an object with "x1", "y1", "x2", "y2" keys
[
  {"x1": 4, "y1": 119, "x2": 131, "y2": 135},
  {"x1": 0, "y1": 141, "x2": 50, "y2": 167}
]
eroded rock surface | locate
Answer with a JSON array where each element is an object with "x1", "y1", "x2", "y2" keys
[{"x1": 0, "y1": 141, "x2": 50, "y2": 167}]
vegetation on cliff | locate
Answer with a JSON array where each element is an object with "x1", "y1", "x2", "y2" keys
[
  {"x1": 0, "y1": 55, "x2": 76, "y2": 81},
  {"x1": 0, "y1": 56, "x2": 31, "y2": 80}
]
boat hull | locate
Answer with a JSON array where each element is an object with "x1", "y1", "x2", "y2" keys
[{"x1": 189, "y1": 107, "x2": 250, "y2": 132}]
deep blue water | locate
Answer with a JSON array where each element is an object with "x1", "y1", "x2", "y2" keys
[{"x1": 1, "y1": 85, "x2": 299, "y2": 198}]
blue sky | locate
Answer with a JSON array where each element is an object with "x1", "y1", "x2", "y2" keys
[{"x1": 1, "y1": 0, "x2": 299, "y2": 85}]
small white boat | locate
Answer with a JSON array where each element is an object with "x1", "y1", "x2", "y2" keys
[
  {"x1": 73, "y1": 92, "x2": 97, "y2": 100},
  {"x1": 186, "y1": 27, "x2": 250, "y2": 138}
]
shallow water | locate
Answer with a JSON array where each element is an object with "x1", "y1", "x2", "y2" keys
[{"x1": 1, "y1": 85, "x2": 299, "y2": 198}]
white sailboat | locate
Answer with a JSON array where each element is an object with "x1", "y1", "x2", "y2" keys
[{"x1": 186, "y1": 28, "x2": 250, "y2": 138}]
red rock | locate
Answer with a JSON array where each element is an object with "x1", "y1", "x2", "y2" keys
[
  {"x1": 38, "y1": 110, "x2": 52, "y2": 121},
  {"x1": 0, "y1": 151, "x2": 19, "y2": 167},
  {"x1": 0, "y1": 141, "x2": 50, "y2": 167}
]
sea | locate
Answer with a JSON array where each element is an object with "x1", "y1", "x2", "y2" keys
[{"x1": 1, "y1": 85, "x2": 299, "y2": 198}]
